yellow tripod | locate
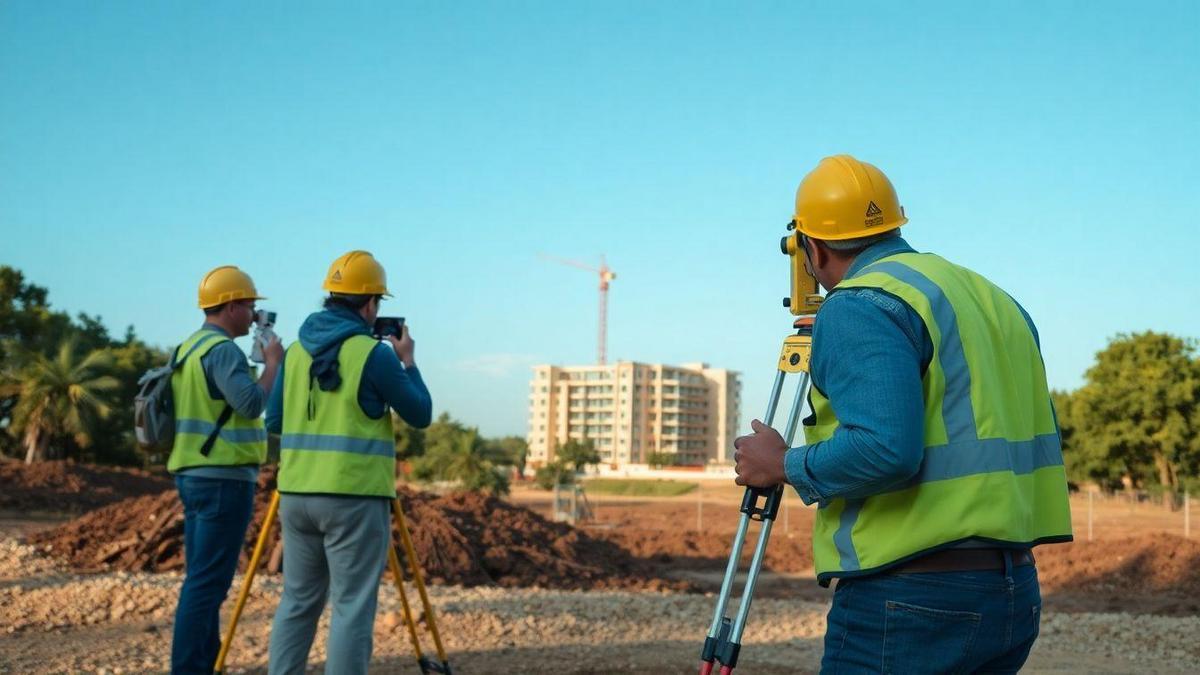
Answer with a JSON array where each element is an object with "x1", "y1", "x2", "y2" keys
[{"x1": 215, "y1": 491, "x2": 452, "y2": 674}]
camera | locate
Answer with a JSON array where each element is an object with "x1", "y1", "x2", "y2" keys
[
  {"x1": 372, "y1": 316, "x2": 405, "y2": 340},
  {"x1": 254, "y1": 310, "x2": 277, "y2": 329},
  {"x1": 250, "y1": 310, "x2": 277, "y2": 364}
]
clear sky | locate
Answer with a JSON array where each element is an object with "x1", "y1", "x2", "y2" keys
[{"x1": 2, "y1": 2, "x2": 1197, "y2": 438}]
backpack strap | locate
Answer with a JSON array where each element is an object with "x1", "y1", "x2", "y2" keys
[
  {"x1": 170, "y1": 331, "x2": 224, "y2": 370},
  {"x1": 199, "y1": 403, "x2": 235, "y2": 457},
  {"x1": 174, "y1": 331, "x2": 235, "y2": 457}
]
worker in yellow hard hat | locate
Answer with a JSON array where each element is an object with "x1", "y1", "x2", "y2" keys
[
  {"x1": 264, "y1": 250, "x2": 432, "y2": 674},
  {"x1": 733, "y1": 155, "x2": 1072, "y2": 672},
  {"x1": 169, "y1": 265, "x2": 283, "y2": 674}
]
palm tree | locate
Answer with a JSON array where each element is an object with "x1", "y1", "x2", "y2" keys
[
  {"x1": 441, "y1": 429, "x2": 504, "y2": 491},
  {"x1": 413, "y1": 424, "x2": 511, "y2": 495},
  {"x1": 1, "y1": 338, "x2": 119, "y2": 463}
]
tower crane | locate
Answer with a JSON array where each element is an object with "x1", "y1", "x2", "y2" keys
[{"x1": 539, "y1": 253, "x2": 617, "y2": 365}]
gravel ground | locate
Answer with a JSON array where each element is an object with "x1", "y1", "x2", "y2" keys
[{"x1": 2, "y1": 540, "x2": 1198, "y2": 674}]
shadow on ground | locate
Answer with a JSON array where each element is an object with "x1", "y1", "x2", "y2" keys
[{"x1": 238, "y1": 638, "x2": 824, "y2": 674}]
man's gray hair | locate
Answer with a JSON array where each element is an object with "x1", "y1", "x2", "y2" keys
[{"x1": 819, "y1": 228, "x2": 901, "y2": 253}]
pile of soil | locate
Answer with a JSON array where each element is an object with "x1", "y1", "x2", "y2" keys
[
  {"x1": 395, "y1": 487, "x2": 685, "y2": 590},
  {"x1": 1036, "y1": 535, "x2": 1200, "y2": 614},
  {"x1": 0, "y1": 459, "x2": 172, "y2": 513},
  {"x1": 29, "y1": 468, "x2": 690, "y2": 592}
]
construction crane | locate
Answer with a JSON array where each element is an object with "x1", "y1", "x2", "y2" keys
[{"x1": 539, "y1": 253, "x2": 617, "y2": 365}]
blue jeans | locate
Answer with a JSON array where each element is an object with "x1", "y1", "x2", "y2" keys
[
  {"x1": 171, "y1": 475, "x2": 256, "y2": 675},
  {"x1": 269, "y1": 495, "x2": 390, "y2": 675},
  {"x1": 821, "y1": 557, "x2": 1041, "y2": 674}
]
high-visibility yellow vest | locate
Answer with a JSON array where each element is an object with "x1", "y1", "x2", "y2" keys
[
  {"x1": 278, "y1": 335, "x2": 396, "y2": 497},
  {"x1": 167, "y1": 330, "x2": 267, "y2": 472},
  {"x1": 806, "y1": 252, "x2": 1072, "y2": 582}
]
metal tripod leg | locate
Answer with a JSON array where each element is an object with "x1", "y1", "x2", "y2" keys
[
  {"x1": 391, "y1": 497, "x2": 453, "y2": 675},
  {"x1": 215, "y1": 490, "x2": 280, "y2": 675},
  {"x1": 727, "y1": 372, "x2": 809, "y2": 662},
  {"x1": 699, "y1": 363, "x2": 810, "y2": 675}
]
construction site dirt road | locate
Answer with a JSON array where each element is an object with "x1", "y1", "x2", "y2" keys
[{"x1": 2, "y1": 465, "x2": 1198, "y2": 673}]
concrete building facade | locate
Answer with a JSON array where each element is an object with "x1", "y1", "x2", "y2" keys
[{"x1": 526, "y1": 361, "x2": 741, "y2": 468}]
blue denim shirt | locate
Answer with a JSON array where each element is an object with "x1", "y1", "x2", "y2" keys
[{"x1": 783, "y1": 236, "x2": 934, "y2": 505}]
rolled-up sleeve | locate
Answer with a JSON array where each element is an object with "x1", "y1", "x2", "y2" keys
[{"x1": 783, "y1": 290, "x2": 928, "y2": 505}]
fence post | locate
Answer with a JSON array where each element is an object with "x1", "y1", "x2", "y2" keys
[
  {"x1": 1186, "y1": 491, "x2": 1191, "y2": 540},
  {"x1": 1088, "y1": 490, "x2": 1094, "y2": 542}
]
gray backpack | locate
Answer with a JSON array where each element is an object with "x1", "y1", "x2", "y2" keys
[{"x1": 134, "y1": 333, "x2": 225, "y2": 453}]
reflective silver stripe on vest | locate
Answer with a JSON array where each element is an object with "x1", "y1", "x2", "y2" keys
[
  {"x1": 176, "y1": 418, "x2": 267, "y2": 443},
  {"x1": 835, "y1": 500, "x2": 865, "y2": 570},
  {"x1": 860, "y1": 260, "x2": 978, "y2": 443},
  {"x1": 281, "y1": 433, "x2": 395, "y2": 457},
  {"x1": 917, "y1": 433, "x2": 1064, "y2": 483},
  {"x1": 830, "y1": 259, "x2": 1062, "y2": 572},
  {"x1": 832, "y1": 433, "x2": 1066, "y2": 572}
]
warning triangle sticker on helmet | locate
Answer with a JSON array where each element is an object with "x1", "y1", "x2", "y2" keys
[
  {"x1": 865, "y1": 201, "x2": 883, "y2": 217},
  {"x1": 332, "y1": 271, "x2": 342, "y2": 281}
]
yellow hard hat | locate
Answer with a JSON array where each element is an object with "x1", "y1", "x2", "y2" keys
[
  {"x1": 792, "y1": 155, "x2": 907, "y2": 241},
  {"x1": 198, "y1": 266, "x2": 266, "y2": 309},
  {"x1": 323, "y1": 250, "x2": 391, "y2": 296}
]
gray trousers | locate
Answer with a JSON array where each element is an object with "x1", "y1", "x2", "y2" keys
[{"x1": 268, "y1": 495, "x2": 390, "y2": 675}]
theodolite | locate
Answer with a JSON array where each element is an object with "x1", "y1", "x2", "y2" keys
[{"x1": 697, "y1": 220, "x2": 822, "y2": 675}]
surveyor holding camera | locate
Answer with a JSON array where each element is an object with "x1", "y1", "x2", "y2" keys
[
  {"x1": 167, "y1": 265, "x2": 282, "y2": 674},
  {"x1": 264, "y1": 249, "x2": 432, "y2": 675}
]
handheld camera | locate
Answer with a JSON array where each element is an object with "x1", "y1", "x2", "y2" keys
[
  {"x1": 250, "y1": 310, "x2": 277, "y2": 364},
  {"x1": 373, "y1": 316, "x2": 405, "y2": 340}
]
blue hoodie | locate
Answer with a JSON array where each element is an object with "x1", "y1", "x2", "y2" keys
[{"x1": 265, "y1": 305, "x2": 432, "y2": 433}]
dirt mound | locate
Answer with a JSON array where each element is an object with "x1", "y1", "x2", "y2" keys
[
  {"x1": 0, "y1": 460, "x2": 172, "y2": 513},
  {"x1": 395, "y1": 488, "x2": 684, "y2": 590},
  {"x1": 29, "y1": 469, "x2": 279, "y2": 573},
  {"x1": 1036, "y1": 535, "x2": 1200, "y2": 614},
  {"x1": 29, "y1": 469, "x2": 689, "y2": 592}
]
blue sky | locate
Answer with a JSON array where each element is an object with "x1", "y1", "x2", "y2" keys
[{"x1": 2, "y1": 2, "x2": 1197, "y2": 438}]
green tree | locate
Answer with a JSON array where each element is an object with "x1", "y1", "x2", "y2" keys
[
  {"x1": 91, "y1": 337, "x2": 170, "y2": 465},
  {"x1": 411, "y1": 413, "x2": 511, "y2": 494},
  {"x1": 1067, "y1": 332, "x2": 1200, "y2": 509},
  {"x1": 646, "y1": 451, "x2": 678, "y2": 469},
  {"x1": 0, "y1": 266, "x2": 165, "y2": 464},
  {"x1": 533, "y1": 460, "x2": 574, "y2": 490},
  {"x1": 393, "y1": 414, "x2": 426, "y2": 460},
  {"x1": 490, "y1": 435, "x2": 528, "y2": 477},
  {"x1": 0, "y1": 267, "x2": 67, "y2": 359},
  {"x1": 1, "y1": 338, "x2": 120, "y2": 464},
  {"x1": 556, "y1": 438, "x2": 600, "y2": 472}
]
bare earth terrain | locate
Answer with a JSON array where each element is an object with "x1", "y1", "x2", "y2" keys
[{"x1": 2, "y1": 469, "x2": 1198, "y2": 673}]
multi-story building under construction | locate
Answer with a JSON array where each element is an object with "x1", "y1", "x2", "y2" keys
[{"x1": 526, "y1": 361, "x2": 741, "y2": 468}]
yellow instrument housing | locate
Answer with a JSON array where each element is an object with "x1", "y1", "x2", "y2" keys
[{"x1": 781, "y1": 233, "x2": 824, "y2": 316}]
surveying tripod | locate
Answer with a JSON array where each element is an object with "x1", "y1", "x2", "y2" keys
[
  {"x1": 215, "y1": 491, "x2": 453, "y2": 674},
  {"x1": 697, "y1": 224, "x2": 822, "y2": 675}
]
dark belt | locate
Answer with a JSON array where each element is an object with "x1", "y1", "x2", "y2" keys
[{"x1": 889, "y1": 548, "x2": 1035, "y2": 574}]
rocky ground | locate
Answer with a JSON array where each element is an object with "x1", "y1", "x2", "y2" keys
[
  {"x1": 2, "y1": 539, "x2": 1198, "y2": 674},
  {"x1": 5, "y1": 473, "x2": 1199, "y2": 673}
]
